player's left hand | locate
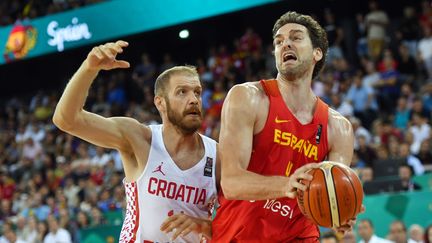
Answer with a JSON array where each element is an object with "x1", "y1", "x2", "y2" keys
[
  {"x1": 334, "y1": 204, "x2": 365, "y2": 234},
  {"x1": 160, "y1": 212, "x2": 209, "y2": 240}
]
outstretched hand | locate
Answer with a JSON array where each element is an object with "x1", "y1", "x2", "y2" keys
[{"x1": 85, "y1": 40, "x2": 130, "y2": 71}]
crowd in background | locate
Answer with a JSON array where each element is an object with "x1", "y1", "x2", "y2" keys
[
  {"x1": 1, "y1": 0, "x2": 432, "y2": 242},
  {"x1": 0, "y1": 0, "x2": 105, "y2": 26}
]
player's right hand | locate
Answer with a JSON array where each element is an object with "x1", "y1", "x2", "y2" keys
[
  {"x1": 286, "y1": 163, "x2": 320, "y2": 199},
  {"x1": 85, "y1": 40, "x2": 130, "y2": 71}
]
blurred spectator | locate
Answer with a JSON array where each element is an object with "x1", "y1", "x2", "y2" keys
[
  {"x1": 97, "y1": 189, "x2": 114, "y2": 213},
  {"x1": 323, "y1": 8, "x2": 345, "y2": 63},
  {"x1": 345, "y1": 73, "x2": 378, "y2": 128},
  {"x1": 132, "y1": 53, "x2": 156, "y2": 89},
  {"x1": 0, "y1": 221, "x2": 13, "y2": 242},
  {"x1": 398, "y1": 164, "x2": 422, "y2": 191},
  {"x1": 360, "y1": 166, "x2": 374, "y2": 183},
  {"x1": 410, "y1": 97, "x2": 430, "y2": 120},
  {"x1": 35, "y1": 220, "x2": 48, "y2": 243},
  {"x1": 341, "y1": 231, "x2": 356, "y2": 243},
  {"x1": 400, "y1": 84, "x2": 416, "y2": 109},
  {"x1": 365, "y1": 0, "x2": 389, "y2": 60},
  {"x1": 0, "y1": 200, "x2": 15, "y2": 222},
  {"x1": 320, "y1": 230, "x2": 339, "y2": 243},
  {"x1": 362, "y1": 60, "x2": 381, "y2": 94},
  {"x1": 159, "y1": 53, "x2": 176, "y2": 72},
  {"x1": 396, "y1": 43, "x2": 418, "y2": 85},
  {"x1": 394, "y1": 96, "x2": 411, "y2": 130},
  {"x1": 417, "y1": 26, "x2": 432, "y2": 81},
  {"x1": 375, "y1": 51, "x2": 400, "y2": 112},
  {"x1": 398, "y1": 143, "x2": 425, "y2": 175},
  {"x1": 358, "y1": 219, "x2": 393, "y2": 243},
  {"x1": 22, "y1": 137, "x2": 42, "y2": 161},
  {"x1": 239, "y1": 27, "x2": 262, "y2": 53},
  {"x1": 356, "y1": 135, "x2": 377, "y2": 167},
  {"x1": 419, "y1": 0, "x2": 432, "y2": 29},
  {"x1": 3, "y1": 229, "x2": 26, "y2": 243},
  {"x1": 425, "y1": 224, "x2": 432, "y2": 243},
  {"x1": 17, "y1": 215, "x2": 38, "y2": 243},
  {"x1": 106, "y1": 78, "x2": 126, "y2": 108},
  {"x1": 21, "y1": 193, "x2": 50, "y2": 221},
  {"x1": 409, "y1": 224, "x2": 425, "y2": 243},
  {"x1": 330, "y1": 93, "x2": 353, "y2": 118},
  {"x1": 388, "y1": 220, "x2": 410, "y2": 243},
  {"x1": 63, "y1": 178, "x2": 80, "y2": 209},
  {"x1": 396, "y1": 6, "x2": 421, "y2": 57},
  {"x1": 90, "y1": 146, "x2": 111, "y2": 167},
  {"x1": 351, "y1": 116, "x2": 372, "y2": 147},
  {"x1": 416, "y1": 140, "x2": 432, "y2": 166},
  {"x1": 356, "y1": 13, "x2": 369, "y2": 58},
  {"x1": 378, "y1": 119, "x2": 403, "y2": 146},
  {"x1": 408, "y1": 113, "x2": 431, "y2": 154},
  {"x1": 44, "y1": 216, "x2": 72, "y2": 243},
  {"x1": 89, "y1": 207, "x2": 106, "y2": 227}
]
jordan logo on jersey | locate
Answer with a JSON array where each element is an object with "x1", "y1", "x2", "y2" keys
[{"x1": 152, "y1": 162, "x2": 166, "y2": 176}]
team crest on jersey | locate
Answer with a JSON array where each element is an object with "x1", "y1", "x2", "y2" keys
[
  {"x1": 204, "y1": 157, "x2": 213, "y2": 177},
  {"x1": 152, "y1": 162, "x2": 166, "y2": 176}
]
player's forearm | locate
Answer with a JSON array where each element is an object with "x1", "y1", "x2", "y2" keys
[
  {"x1": 221, "y1": 169, "x2": 289, "y2": 200},
  {"x1": 53, "y1": 60, "x2": 98, "y2": 128}
]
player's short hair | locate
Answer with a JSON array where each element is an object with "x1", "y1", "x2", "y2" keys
[
  {"x1": 154, "y1": 65, "x2": 199, "y2": 97},
  {"x1": 272, "y1": 11, "x2": 328, "y2": 80}
]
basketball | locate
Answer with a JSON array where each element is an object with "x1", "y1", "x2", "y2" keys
[{"x1": 297, "y1": 161, "x2": 364, "y2": 228}]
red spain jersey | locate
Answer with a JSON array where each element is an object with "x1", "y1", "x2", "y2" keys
[{"x1": 212, "y1": 80, "x2": 329, "y2": 242}]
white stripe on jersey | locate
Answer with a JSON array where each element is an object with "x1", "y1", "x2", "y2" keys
[{"x1": 119, "y1": 124, "x2": 217, "y2": 243}]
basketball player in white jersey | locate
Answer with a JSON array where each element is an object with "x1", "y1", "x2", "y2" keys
[{"x1": 53, "y1": 40, "x2": 219, "y2": 242}]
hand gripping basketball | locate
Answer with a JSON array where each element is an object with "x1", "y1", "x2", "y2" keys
[{"x1": 286, "y1": 163, "x2": 321, "y2": 199}]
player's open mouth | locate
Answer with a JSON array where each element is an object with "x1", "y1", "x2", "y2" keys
[{"x1": 283, "y1": 52, "x2": 297, "y2": 63}]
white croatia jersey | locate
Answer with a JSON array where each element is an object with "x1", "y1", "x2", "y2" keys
[{"x1": 119, "y1": 124, "x2": 217, "y2": 243}]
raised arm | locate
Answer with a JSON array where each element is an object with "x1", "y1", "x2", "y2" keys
[
  {"x1": 327, "y1": 109, "x2": 355, "y2": 166},
  {"x1": 219, "y1": 84, "x2": 318, "y2": 200},
  {"x1": 52, "y1": 41, "x2": 135, "y2": 151}
]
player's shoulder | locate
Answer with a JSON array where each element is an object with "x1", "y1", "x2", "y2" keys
[
  {"x1": 327, "y1": 107, "x2": 352, "y2": 130},
  {"x1": 227, "y1": 81, "x2": 266, "y2": 103}
]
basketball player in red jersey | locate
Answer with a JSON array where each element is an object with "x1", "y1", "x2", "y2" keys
[{"x1": 212, "y1": 12, "x2": 360, "y2": 242}]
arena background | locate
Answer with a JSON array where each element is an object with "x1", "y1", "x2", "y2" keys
[{"x1": 0, "y1": 0, "x2": 431, "y2": 242}]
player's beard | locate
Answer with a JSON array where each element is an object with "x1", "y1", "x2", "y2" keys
[
  {"x1": 166, "y1": 98, "x2": 202, "y2": 135},
  {"x1": 278, "y1": 55, "x2": 313, "y2": 80}
]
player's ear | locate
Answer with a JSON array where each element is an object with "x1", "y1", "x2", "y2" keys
[
  {"x1": 313, "y1": 48, "x2": 323, "y2": 63},
  {"x1": 154, "y1": 95, "x2": 166, "y2": 112}
]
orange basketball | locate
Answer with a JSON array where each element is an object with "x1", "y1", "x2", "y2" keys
[{"x1": 297, "y1": 161, "x2": 364, "y2": 228}]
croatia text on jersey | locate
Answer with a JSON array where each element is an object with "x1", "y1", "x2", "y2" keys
[{"x1": 147, "y1": 177, "x2": 207, "y2": 205}]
